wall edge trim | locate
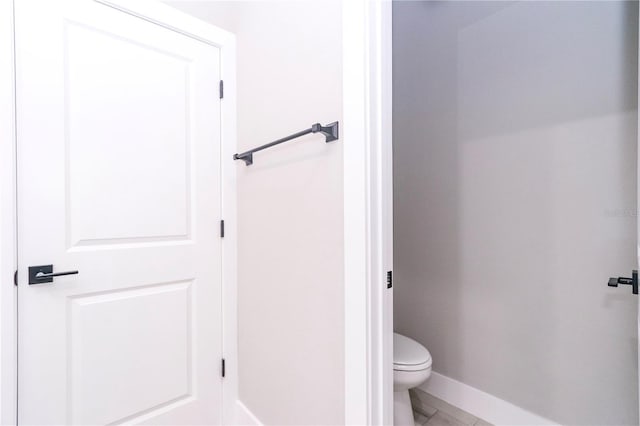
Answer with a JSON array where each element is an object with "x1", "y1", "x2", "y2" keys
[
  {"x1": 235, "y1": 400, "x2": 262, "y2": 426},
  {"x1": 419, "y1": 372, "x2": 559, "y2": 426}
]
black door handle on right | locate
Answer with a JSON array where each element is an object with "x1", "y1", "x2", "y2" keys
[{"x1": 608, "y1": 270, "x2": 638, "y2": 295}]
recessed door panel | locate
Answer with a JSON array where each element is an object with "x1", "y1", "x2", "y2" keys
[
  {"x1": 65, "y1": 22, "x2": 192, "y2": 247},
  {"x1": 69, "y1": 281, "x2": 193, "y2": 425}
]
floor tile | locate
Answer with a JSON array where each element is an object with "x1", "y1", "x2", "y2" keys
[
  {"x1": 414, "y1": 411, "x2": 431, "y2": 425},
  {"x1": 473, "y1": 419, "x2": 492, "y2": 426},
  {"x1": 410, "y1": 389, "x2": 438, "y2": 417},
  {"x1": 411, "y1": 389, "x2": 478, "y2": 425},
  {"x1": 425, "y1": 411, "x2": 467, "y2": 426}
]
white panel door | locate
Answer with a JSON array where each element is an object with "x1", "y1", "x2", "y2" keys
[{"x1": 15, "y1": 1, "x2": 223, "y2": 424}]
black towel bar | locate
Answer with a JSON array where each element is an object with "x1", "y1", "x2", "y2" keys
[{"x1": 233, "y1": 121, "x2": 339, "y2": 166}]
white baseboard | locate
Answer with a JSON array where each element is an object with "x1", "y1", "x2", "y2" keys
[
  {"x1": 235, "y1": 400, "x2": 262, "y2": 426},
  {"x1": 419, "y1": 372, "x2": 558, "y2": 426}
]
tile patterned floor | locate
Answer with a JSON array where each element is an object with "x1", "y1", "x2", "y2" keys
[{"x1": 410, "y1": 388, "x2": 492, "y2": 426}]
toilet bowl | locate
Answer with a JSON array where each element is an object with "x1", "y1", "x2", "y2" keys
[{"x1": 393, "y1": 333, "x2": 432, "y2": 426}]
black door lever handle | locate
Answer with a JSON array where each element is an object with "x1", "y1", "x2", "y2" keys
[
  {"x1": 28, "y1": 265, "x2": 78, "y2": 285},
  {"x1": 608, "y1": 270, "x2": 638, "y2": 295},
  {"x1": 36, "y1": 270, "x2": 78, "y2": 279}
]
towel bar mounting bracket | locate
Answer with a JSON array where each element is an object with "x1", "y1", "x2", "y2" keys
[{"x1": 312, "y1": 122, "x2": 339, "y2": 143}]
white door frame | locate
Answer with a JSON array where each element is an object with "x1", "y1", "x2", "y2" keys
[
  {"x1": 343, "y1": 0, "x2": 394, "y2": 424},
  {"x1": 0, "y1": 0, "x2": 18, "y2": 423},
  {"x1": 0, "y1": 1, "x2": 238, "y2": 424}
]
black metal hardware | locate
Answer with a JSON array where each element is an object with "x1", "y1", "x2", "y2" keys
[
  {"x1": 219, "y1": 80, "x2": 224, "y2": 99},
  {"x1": 14, "y1": 270, "x2": 17, "y2": 286},
  {"x1": 233, "y1": 121, "x2": 339, "y2": 166},
  {"x1": 221, "y1": 358, "x2": 226, "y2": 378},
  {"x1": 220, "y1": 220, "x2": 225, "y2": 238},
  {"x1": 387, "y1": 271, "x2": 393, "y2": 289},
  {"x1": 28, "y1": 265, "x2": 78, "y2": 285},
  {"x1": 607, "y1": 270, "x2": 638, "y2": 295}
]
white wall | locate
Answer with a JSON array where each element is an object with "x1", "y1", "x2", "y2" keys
[
  {"x1": 166, "y1": 2, "x2": 344, "y2": 425},
  {"x1": 393, "y1": 2, "x2": 639, "y2": 425}
]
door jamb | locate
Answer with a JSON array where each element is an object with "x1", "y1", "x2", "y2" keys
[
  {"x1": 0, "y1": 0, "x2": 17, "y2": 423},
  {"x1": 1, "y1": 1, "x2": 238, "y2": 424},
  {"x1": 343, "y1": 1, "x2": 393, "y2": 424}
]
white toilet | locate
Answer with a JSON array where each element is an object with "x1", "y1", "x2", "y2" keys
[{"x1": 393, "y1": 333, "x2": 432, "y2": 426}]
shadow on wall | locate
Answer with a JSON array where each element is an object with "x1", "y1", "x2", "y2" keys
[{"x1": 393, "y1": 1, "x2": 638, "y2": 425}]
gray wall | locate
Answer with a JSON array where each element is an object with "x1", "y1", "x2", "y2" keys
[
  {"x1": 393, "y1": 2, "x2": 639, "y2": 424},
  {"x1": 166, "y1": 2, "x2": 344, "y2": 424}
]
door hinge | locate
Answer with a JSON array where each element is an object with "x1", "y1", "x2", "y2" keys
[
  {"x1": 221, "y1": 358, "x2": 226, "y2": 377},
  {"x1": 13, "y1": 270, "x2": 17, "y2": 286},
  {"x1": 220, "y1": 220, "x2": 225, "y2": 238},
  {"x1": 386, "y1": 271, "x2": 393, "y2": 289},
  {"x1": 219, "y1": 80, "x2": 224, "y2": 99}
]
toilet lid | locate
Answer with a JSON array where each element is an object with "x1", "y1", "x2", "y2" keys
[{"x1": 393, "y1": 333, "x2": 432, "y2": 369}]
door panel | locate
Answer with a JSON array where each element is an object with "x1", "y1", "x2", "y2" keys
[
  {"x1": 66, "y1": 20, "x2": 192, "y2": 246},
  {"x1": 69, "y1": 281, "x2": 192, "y2": 425},
  {"x1": 15, "y1": 1, "x2": 222, "y2": 424}
]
